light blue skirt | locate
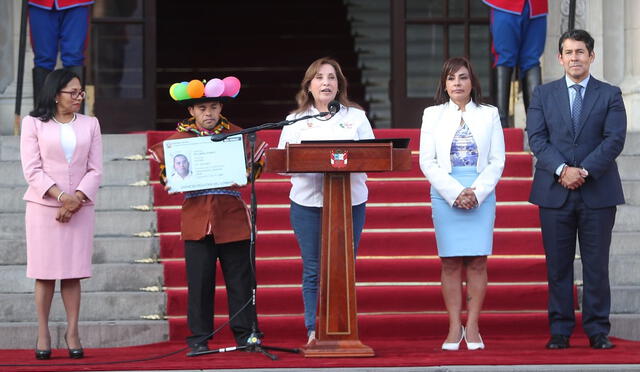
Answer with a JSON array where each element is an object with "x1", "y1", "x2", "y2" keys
[{"x1": 430, "y1": 166, "x2": 496, "y2": 257}]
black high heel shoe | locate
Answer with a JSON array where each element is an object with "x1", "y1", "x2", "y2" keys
[
  {"x1": 64, "y1": 333, "x2": 84, "y2": 359},
  {"x1": 35, "y1": 338, "x2": 51, "y2": 360}
]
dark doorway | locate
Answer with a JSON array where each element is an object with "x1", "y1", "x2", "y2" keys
[
  {"x1": 89, "y1": 0, "x2": 156, "y2": 133},
  {"x1": 154, "y1": 0, "x2": 368, "y2": 131}
]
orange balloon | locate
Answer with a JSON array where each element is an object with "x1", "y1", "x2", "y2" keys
[{"x1": 186, "y1": 80, "x2": 205, "y2": 98}]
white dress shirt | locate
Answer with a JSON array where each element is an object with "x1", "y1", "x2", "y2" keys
[
  {"x1": 555, "y1": 74, "x2": 591, "y2": 175},
  {"x1": 278, "y1": 105, "x2": 375, "y2": 207},
  {"x1": 419, "y1": 100, "x2": 505, "y2": 206},
  {"x1": 59, "y1": 123, "x2": 77, "y2": 163}
]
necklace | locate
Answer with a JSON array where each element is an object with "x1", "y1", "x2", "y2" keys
[{"x1": 52, "y1": 113, "x2": 76, "y2": 125}]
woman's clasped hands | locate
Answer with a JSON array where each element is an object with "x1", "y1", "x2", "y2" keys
[
  {"x1": 56, "y1": 191, "x2": 86, "y2": 223},
  {"x1": 453, "y1": 187, "x2": 478, "y2": 210}
]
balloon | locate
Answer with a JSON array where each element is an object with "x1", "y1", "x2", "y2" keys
[
  {"x1": 169, "y1": 83, "x2": 180, "y2": 100},
  {"x1": 222, "y1": 76, "x2": 241, "y2": 97},
  {"x1": 186, "y1": 80, "x2": 205, "y2": 98},
  {"x1": 173, "y1": 83, "x2": 190, "y2": 100},
  {"x1": 204, "y1": 78, "x2": 225, "y2": 97}
]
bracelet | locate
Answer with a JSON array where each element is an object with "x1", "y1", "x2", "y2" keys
[{"x1": 57, "y1": 191, "x2": 65, "y2": 202}]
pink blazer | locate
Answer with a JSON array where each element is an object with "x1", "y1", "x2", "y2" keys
[{"x1": 20, "y1": 114, "x2": 103, "y2": 207}]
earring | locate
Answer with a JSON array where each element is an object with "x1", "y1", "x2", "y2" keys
[{"x1": 55, "y1": 101, "x2": 58, "y2": 103}]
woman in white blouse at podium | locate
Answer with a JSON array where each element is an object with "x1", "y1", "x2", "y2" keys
[{"x1": 277, "y1": 57, "x2": 374, "y2": 344}]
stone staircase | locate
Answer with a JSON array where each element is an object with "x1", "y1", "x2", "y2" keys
[
  {"x1": 592, "y1": 132, "x2": 640, "y2": 340},
  {"x1": 522, "y1": 133, "x2": 640, "y2": 341},
  {"x1": 345, "y1": 0, "x2": 392, "y2": 128},
  {"x1": 0, "y1": 129, "x2": 637, "y2": 349},
  {"x1": 0, "y1": 134, "x2": 167, "y2": 349}
]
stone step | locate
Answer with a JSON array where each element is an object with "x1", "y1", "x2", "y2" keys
[
  {"x1": 346, "y1": 0, "x2": 388, "y2": 11},
  {"x1": 622, "y1": 132, "x2": 640, "y2": 156},
  {"x1": 0, "y1": 320, "x2": 168, "y2": 349},
  {"x1": 361, "y1": 56, "x2": 390, "y2": 71},
  {"x1": 0, "y1": 210, "x2": 156, "y2": 239},
  {"x1": 623, "y1": 180, "x2": 640, "y2": 205},
  {"x1": 0, "y1": 291, "x2": 165, "y2": 322},
  {"x1": 0, "y1": 159, "x2": 149, "y2": 186},
  {"x1": 0, "y1": 134, "x2": 148, "y2": 161},
  {"x1": 610, "y1": 286, "x2": 640, "y2": 314},
  {"x1": 0, "y1": 236, "x2": 158, "y2": 265},
  {"x1": 0, "y1": 263, "x2": 163, "y2": 293},
  {"x1": 611, "y1": 314, "x2": 640, "y2": 341},
  {"x1": 350, "y1": 15, "x2": 389, "y2": 28},
  {"x1": 613, "y1": 205, "x2": 640, "y2": 232},
  {"x1": 618, "y1": 155, "x2": 640, "y2": 180},
  {"x1": 575, "y1": 252, "x2": 640, "y2": 286},
  {"x1": 610, "y1": 232, "x2": 640, "y2": 255},
  {"x1": 0, "y1": 185, "x2": 153, "y2": 212}
]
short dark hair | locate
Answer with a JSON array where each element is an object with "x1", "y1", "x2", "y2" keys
[
  {"x1": 433, "y1": 57, "x2": 483, "y2": 105},
  {"x1": 174, "y1": 154, "x2": 188, "y2": 162},
  {"x1": 29, "y1": 69, "x2": 80, "y2": 122},
  {"x1": 558, "y1": 29, "x2": 594, "y2": 55}
]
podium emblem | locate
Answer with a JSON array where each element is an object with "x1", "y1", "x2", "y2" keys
[{"x1": 330, "y1": 150, "x2": 348, "y2": 168}]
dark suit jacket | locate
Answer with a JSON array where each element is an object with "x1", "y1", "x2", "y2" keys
[{"x1": 526, "y1": 76, "x2": 626, "y2": 209}]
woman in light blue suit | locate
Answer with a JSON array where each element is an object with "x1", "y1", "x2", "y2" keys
[{"x1": 419, "y1": 57, "x2": 505, "y2": 351}]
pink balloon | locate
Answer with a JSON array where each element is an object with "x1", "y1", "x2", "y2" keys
[
  {"x1": 222, "y1": 76, "x2": 241, "y2": 97},
  {"x1": 204, "y1": 78, "x2": 225, "y2": 97}
]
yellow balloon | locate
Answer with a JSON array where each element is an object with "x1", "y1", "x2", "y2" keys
[{"x1": 169, "y1": 83, "x2": 180, "y2": 100}]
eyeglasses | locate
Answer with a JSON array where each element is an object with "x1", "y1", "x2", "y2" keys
[{"x1": 59, "y1": 90, "x2": 86, "y2": 99}]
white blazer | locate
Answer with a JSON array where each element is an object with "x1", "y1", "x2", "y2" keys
[{"x1": 419, "y1": 100, "x2": 505, "y2": 206}]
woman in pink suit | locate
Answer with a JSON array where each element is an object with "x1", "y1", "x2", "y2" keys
[{"x1": 20, "y1": 69, "x2": 102, "y2": 360}]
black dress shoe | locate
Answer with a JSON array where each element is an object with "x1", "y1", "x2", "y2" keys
[
  {"x1": 35, "y1": 338, "x2": 51, "y2": 360},
  {"x1": 546, "y1": 335, "x2": 570, "y2": 349},
  {"x1": 186, "y1": 343, "x2": 209, "y2": 357},
  {"x1": 64, "y1": 333, "x2": 84, "y2": 359},
  {"x1": 589, "y1": 334, "x2": 615, "y2": 349},
  {"x1": 35, "y1": 348, "x2": 51, "y2": 360}
]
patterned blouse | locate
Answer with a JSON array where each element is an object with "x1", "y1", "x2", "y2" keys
[{"x1": 450, "y1": 120, "x2": 479, "y2": 167}]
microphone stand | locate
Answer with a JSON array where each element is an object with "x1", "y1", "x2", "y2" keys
[
  {"x1": 190, "y1": 112, "x2": 331, "y2": 359},
  {"x1": 209, "y1": 111, "x2": 332, "y2": 142}
]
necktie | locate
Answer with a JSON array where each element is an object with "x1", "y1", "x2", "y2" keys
[{"x1": 571, "y1": 84, "x2": 583, "y2": 135}]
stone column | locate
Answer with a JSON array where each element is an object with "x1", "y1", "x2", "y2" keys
[
  {"x1": 620, "y1": 0, "x2": 640, "y2": 131},
  {"x1": 0, "y1": 2, "x2": 35, "y2": 135}
]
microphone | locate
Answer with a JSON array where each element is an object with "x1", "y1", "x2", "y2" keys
[{"x1": 328, "y1": 100, "x2": 341, "y2": 115}]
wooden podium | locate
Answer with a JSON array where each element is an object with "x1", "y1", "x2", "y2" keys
[{"x1": 265, "y1": 141, "x2": 411, "y2": 357}]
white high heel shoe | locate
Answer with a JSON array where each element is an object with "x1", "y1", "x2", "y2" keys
[
  {"x1": 306, "y1": 330, "x2": 316, "y2": 345},
  {"x1": 465, "y1": 331, "x2": 485, "y2": 350},
  {"x1": 441, "y1": 326, "x2": 465, "y2": 351}
]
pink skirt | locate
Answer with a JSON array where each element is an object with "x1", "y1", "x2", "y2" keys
[{"x1": 25, "y1": 202, "x2": 95, "y2": 280}]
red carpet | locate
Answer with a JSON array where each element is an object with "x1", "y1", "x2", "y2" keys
[
  {"x1": 159, "y1": 230, "x2": 545, "y2": 258},
  {"x1": 4, "y1": 128, "x2": 626, "y2": 370},
  {"x1": 161, "y1": 257, "x2": 549, "y2": 287},
  {"x1": 2, "y1": 334, "x2": 640, "y2": 371}
]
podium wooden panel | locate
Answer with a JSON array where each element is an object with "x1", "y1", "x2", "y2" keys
[{"x1": 265, "y1": 142, "x2": 411, "y2": 357}]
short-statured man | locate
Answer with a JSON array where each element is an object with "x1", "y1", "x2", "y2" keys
[{"x1": 149, "y1": 82, "x2": 266, "y2": 356}]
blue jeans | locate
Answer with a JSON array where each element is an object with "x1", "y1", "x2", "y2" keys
[{"x1": 289, "y1": 201, "x2": 366, "y2": 333}]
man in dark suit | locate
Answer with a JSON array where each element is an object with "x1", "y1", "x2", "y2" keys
[{"x1": 526, "y1": 29, "x2": 627, "y2": 350}]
